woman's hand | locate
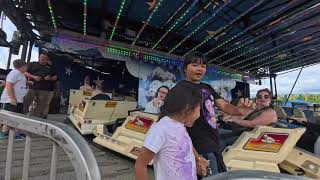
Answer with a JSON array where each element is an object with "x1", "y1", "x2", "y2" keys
[
  {"x1": 153, "y1": 98, "x2": 164, "y2": 107},
  {"x1": 222, "y1": 115, "x2": 233, "y2": 123},
  {"x1": 196, "y1": 157, "x2": 209, "y2": 177}
]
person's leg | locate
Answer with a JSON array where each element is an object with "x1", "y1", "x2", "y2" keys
[
  {"x1": 315, "y1": 136, "x2": 320, "y2": 155},
  {"x1": 23, "y1": 89, "x2": 36, "y2": 114},
  {"x1": 0, "y1": 103, "x2": 18, "y2": 139},
  {"x1": 30, "y1": 90, "x2": 41, "y2": 117},
  {"x1": 42, "y1": 91, "x2": 54, "y2": 118},
  {"x1": 16, "y1": 103, "x2": 23, "y2": 114},
  {"x1": 34, "y1": 90, "x2": 54, "y2": 118}
]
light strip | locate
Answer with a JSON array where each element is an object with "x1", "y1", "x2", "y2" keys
[
  {"x1": 132, "y1": 0, "x2": 164, "y2": 45},
  {"x1": 184, "y1": 0, "x2": 263, "y2": 56},
  {"x1": 206, "y1": 0, "x2": 298, "y2": 60},
  {"x1": 169, "y1": 0, "x2": 229, "y2": 53},
  {"x1": 219, "y1": 30, "x2": 297, "y2": 66},
  {"x1": 251, "y1": 44, "x2": 320, "y2": 73},
  {"x1": 212, "y1": 2, "x2": 320, "y2": 64},
  {"x1": 109, "y1": 0, "x2": 127, "y2": 40},
  {"x1": 151, "y1": 0, "x2": 199, "y2": 49},
  {"x1": 47, "y1": 0, "x2": 57, "y2": 33},
  {"x1": 228, "y1": 29, "x2": 320, "y2": 69},
  {"x1": 175, "y1": 0, "x2": 215, "y2": 33},
  {"x1": 273, "y1": 58, "x2": 320, "y2": 73},
  {"x1": 272, "y1": 53, "x2": 320, "y2": 72},
  {"x1": 268, "y1": 46, "x2": 320, "y2": 69},
  {"x1": 211, "y1": 3, "x2": 320, "y2": 63},
  {"x1": 52, "y1": 35, "x2": 245, "y2": 79},
  {"x1": 83, "y1": 0, "x2": 88, "y2": 36},
  {"x1": 244, "y1": 40, "x2": 320, "y2": 72}
]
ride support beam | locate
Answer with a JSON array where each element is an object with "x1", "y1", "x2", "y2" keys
[
  {"x1": 269, "y1": 74, "x2": 274, "y2": 98},
  {"x1": 21, "y1": 40, "x2": 28, "y2": 61},
  {"x1": 274, "y1": 75, "x2": 278, "y2": 100},
  {"x1": 6, "y1": 49, "x2": 12, "y2": 70},
  {"x1": 285, "y1": 66, "x2": 304, "y2": 105},
  {"x1": 27, "y1": 41, "x2": 34, "y2": 63}
]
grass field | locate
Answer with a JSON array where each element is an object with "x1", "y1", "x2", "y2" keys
[{"x1": 277, "y1": 94, "x2": 320, "y2": 104}]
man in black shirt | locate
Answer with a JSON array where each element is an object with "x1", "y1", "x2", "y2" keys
[
  {"x1": 23, "y1": 52, "x2": 58, "y2": 118},
  {"x1": 175, "y1": 53, "x2": 251, "y2": 176}
]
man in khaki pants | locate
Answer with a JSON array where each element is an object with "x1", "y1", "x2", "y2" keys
[{"x1": 23, "y1": 52, "x2": 58, "y2": 118}]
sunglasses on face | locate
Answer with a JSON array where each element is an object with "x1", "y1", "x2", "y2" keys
[{"x1": 257, "y1": 95, "x2": 270, "y2": 99}]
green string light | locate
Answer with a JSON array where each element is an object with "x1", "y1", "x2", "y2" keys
[
  {"x1": 83, "y1": 0, "x2": 88, "y2": 36},
  {"x1": 151, "y1": 1, "x2": 197, "y2": 49},
  {"x1": 168, "y1": 1, "x2": 228, "y2": 53},
  {"x1": 220, "y1": 30, "x2": 297, "y2": 66},
  {"x1": 132, "y1": 0, "x2": 164, "y2": 45},
  {"x1": 106, "y1": 46, "x2": 181, "y2": 65},
  {"x1": 268, "y1": 48, "x2": 320, "y2": 70},
  {"x1": 244, "y1": 40, "x2": 320, "y2": 71},
  {"x1": 110, "y1": 0, "x2": 127, "y2": 40},
  {"x1": 184, "y1": 0, "x2": 263, "y2": 56},
  {"x1": 206, "y1": 0, "x2": 293, "y2": 61},
  {"x1": 47, "y1": 0, "x2": 57, "y2": 33},
  {"x1": 272, "y1": 53, "x2": 320, "y2": 72},
  {"x1": 229, "y1": 30, "x2": 320, "y2": 69}
]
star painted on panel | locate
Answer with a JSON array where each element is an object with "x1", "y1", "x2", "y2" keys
[
  {"x1": 65, "y1": 67, "x2": 72, "y2": 76},
  {"x1": 236, "y1": 90, "x2": 243, "y2": 98}
]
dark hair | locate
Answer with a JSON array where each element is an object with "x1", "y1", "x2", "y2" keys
[
  {"x1": 155, "y1": 86, "x2": 169, "y2": 97},
  {"x1": 256, "y1": 88, "x2": 272, "y2": 97},
  {"x1": 40, "y1": 51, "x2": 51, "y2": 59},
  {"x1": 183, "y1": 53, "x2": 208, "y2": 72},
  {"x1": 159, "y1": 85, "x2": 201, "y2": 119},
  {"x1": 13, "y1": 59, "x2": 27, "y2": 69}
]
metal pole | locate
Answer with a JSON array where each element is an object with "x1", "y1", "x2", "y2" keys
[
  {"x1": 6, "y1": 49, "x2": 12, "y2": 70},
  {"x1": 49, "y1": 142, "x2": 58, "y2": 180},
  {"x1": 285, "y1": 66, "x2": 304, "y2": 105},
  {"x1": 274, "y1": 75, "x2": 278, "y2": 100},
  {"x1": 22, "y1": 135, "x2": 32, "y2": 180},
  {"x1": 21, "y1": 40, "x2": 28, "y2": 61},
  {"x1": 269, "y1": 74, "x2": 274, "y2": 98},
  {"x1": 27, "y1": 41, "x2": 33, "y2": 63},
  {"x1": 5, "y1": 129, "x2": 15, "y2": 180}
]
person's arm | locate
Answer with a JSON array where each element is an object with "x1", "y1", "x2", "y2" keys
[
  {"x1": 230, "y1": 110, "x2": 278, "y2": 128},
  {"x1": 5, "y1": 82, "x2": 16, "y2": 105},
  {"x1": 135, "y1": 147, "x2": 155, "y2": 180},
  {"x1": 24, "y1": 72, "x2": 41, "y2": 81},
  {"x1": 193, "y1": 146, "x2": 208, "y2": 177},
  {"x1": 216, "y1": 98, "x2": 244, "y2": 116}
]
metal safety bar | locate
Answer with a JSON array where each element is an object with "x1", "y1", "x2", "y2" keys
[
  {"x1": 204, "y1": 170, "x2": 312, "y2": 180},
  {"x1": 0, "y1": 110, "x2": 101, "y2": 180}
]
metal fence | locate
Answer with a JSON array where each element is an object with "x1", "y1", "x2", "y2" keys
[{"x1": 0, "y1": 110, "x2": 101, "y2": 180}]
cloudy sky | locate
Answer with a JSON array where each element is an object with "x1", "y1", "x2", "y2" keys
[
  {"x1": 250, "y1": 65, "x2": 320, "y2": 97},
  {"x1": 1, "y1": 16, "x2": 320, "y2": 97}
]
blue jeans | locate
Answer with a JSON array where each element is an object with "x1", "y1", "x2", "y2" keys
[{"x1": 202, "y1": 152, "x2": 219, "y2": 176}]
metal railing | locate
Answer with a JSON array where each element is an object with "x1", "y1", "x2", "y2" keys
[
  {"x1": 0, "y1": 110, "x2": 101, "y2": 180},
  {"x1": 204, "y1": 170, "x2": 311, "y2": 180}
]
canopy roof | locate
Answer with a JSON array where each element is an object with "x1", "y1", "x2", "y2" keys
[{"x1": 1, "y1": 0, "x2": 320, "y2": 77}]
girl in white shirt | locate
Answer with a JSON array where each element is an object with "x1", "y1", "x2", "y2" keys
[{"x1": 135, "y1": 85, "x2": 206, "y2": 180}]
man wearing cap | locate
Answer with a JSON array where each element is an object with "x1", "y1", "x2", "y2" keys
[
  {"x1": 23, "y1": 52, "x2": 58, "y2": 118},
  {"x1": 0, "y1": 59, "x2": 28, "y2": 139}
]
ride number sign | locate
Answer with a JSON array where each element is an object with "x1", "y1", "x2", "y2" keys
[{"x1": 243, "y1": 132, "x2": 289, "y2": 153}]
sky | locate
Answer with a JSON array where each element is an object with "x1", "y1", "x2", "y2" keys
[
  {"x1": 0, "y1": 15, "x2": 38, "y2": 69},
  {"x1": 1, "y1": 15, "x2": 320, "y2": 97}
]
